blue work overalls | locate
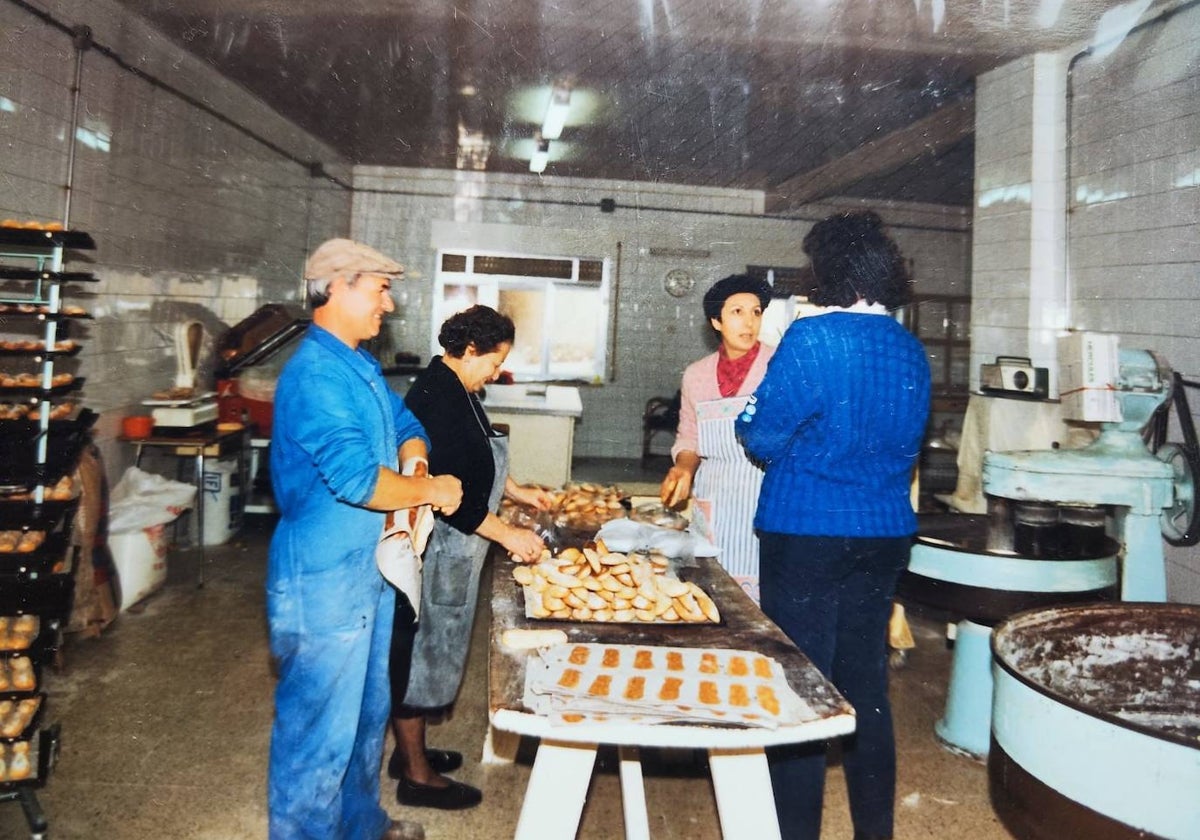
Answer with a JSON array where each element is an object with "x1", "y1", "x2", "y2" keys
[{"x1": 266, "y1": 325, "x2": 428, "y2": 840}]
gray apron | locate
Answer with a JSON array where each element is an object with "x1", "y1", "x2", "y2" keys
[{"x1": 403, "y1": 430, "x2": 509, "y2": 709}]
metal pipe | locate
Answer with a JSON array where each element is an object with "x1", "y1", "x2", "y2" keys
[
  {"x1": 61, "y1": 25, "x2": 91, "y2": 229},
  {"x1": 607, "y1": 241, "x2": 622, "y2": 381}
]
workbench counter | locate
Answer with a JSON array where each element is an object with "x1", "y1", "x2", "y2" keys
[
  {"x1": 481, "y1": 385, "x2": 582, "y2": 486},
  {"x1": 488, "y1": 551, "x2": 855, "y2": 839}
]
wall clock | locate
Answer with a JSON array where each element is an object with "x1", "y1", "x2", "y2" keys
[{"x1": 663, "y1": 268, "x2": 695, "y2": 298}]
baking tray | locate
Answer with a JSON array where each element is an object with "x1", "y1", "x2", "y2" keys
[
  {"x1": 0, "y1": 408, "x2": 95, "y2": 486},
  {"x1": 0, "y1": 226, "x2": 95, "y2": 250},
  {"x1": 0, "y1": 339, "x2": 82, "y2": 357},
  {"x1": 514, "y1": 551, "x2": 721, "y2": 625},
  {"x1": 0, "y1": 268, "x2": 96, "y2": 283},
  {"x1": 0, "y1": 400, "x2": 81, "y2": 424},
  {"x1": 0, "y1": 533, "x2": 72, "y2": 578},
  {"x1": 0, "y1": 724, "x2": 59, "y2": 788},
  {"x1": 0, "y1": 303, "x2": 91, "y2": 320},
  {"x1": 0, "y1": 497, "x2": 80, "y2": 531},
  {"x1": 0, "y1": 375, "x2": 85, "y2": 399},
  {"x1": 0, "y1": 654, "x2": 39, "y2": 695},
  {"x1": 0, "y1": 591, "x2": 71, "y2": 650},
  {"x1": 0, "y1": 693, "x2": 44, "y2": 741}
]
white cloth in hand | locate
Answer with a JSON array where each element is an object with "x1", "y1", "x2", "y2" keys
[{"x1": 376, "y1": 464, "x2": 435, "y2": 615}]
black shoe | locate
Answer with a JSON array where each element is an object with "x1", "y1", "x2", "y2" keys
[
  {"x1": 396, "y1": 776, "x2": 483, "y2": 810},
  {"x1": 380, "y1": 819, "x2": 426, "y2": 840},
  {"x1": 387, "y1": 748, "x2": 464, "y2": 778},
  {"x1": 424, "y1": 748, "x2": 463, "y2": 774}
]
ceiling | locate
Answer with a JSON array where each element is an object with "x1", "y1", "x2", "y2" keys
[{"x1": 112, "y1": 0, "x2": 1135, "y2": 209}]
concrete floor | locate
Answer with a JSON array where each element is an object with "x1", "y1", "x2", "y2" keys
[{"x1": 1, "y1": 460, "x2": 1017, "y2": 839}]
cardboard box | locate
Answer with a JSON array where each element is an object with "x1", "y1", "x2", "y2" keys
[{"x1": 1058, "y1": 332, "x2": 1121, "y2": 422}]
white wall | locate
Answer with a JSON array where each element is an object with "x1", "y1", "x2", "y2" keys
[
  {"x1": 352, "y1": 167, "x2": 970, "y2": 459},
  {"x1": 1068, "y1": 6, "x2": 1200, "y2": 602},
  {"x1": 0, "y1": 0, "x2": 351, "y2": 480},
  {"x1": 971, "y1": 3, "x2": 1200, "y2": 601}
]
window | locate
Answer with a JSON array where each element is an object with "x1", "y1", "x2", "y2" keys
[
  {"x1": 434, "y1": 250, "x2": 610, "y2": 382},
  {"x1": 902, "y1": 293, "x2": 971, "y2": 399}
]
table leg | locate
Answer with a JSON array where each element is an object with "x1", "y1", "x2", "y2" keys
[
  {"x1": 514, "y1": 739, "x2": 597, "y2": 840},
  {"x1": 195, "y1": 449, "x2": 206, "y2": 588},
  {"x1": 617, "y1": 745, "x2": 650, "y2": 840},
  {"x1": 708, "y1": 747, "x2": 782, "y2": 840},
  {"x1": 481, "y1": 722, "x2": 520, "y2": 765}
]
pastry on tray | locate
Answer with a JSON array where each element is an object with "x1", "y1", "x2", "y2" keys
[
  {"x1": 525, "y1": 642, "x2": 814, "y2": 728},
  {"x1": 513, "y1": 542, "x2": 719, "y2": 624}
]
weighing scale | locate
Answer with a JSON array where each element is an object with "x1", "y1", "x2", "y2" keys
[{"x1": 142, "y1": 321, "x2": 218, "y2": 428}]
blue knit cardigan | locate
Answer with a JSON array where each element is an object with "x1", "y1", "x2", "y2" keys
[{"x1": 736, "y1": 311, "x2": 931, "y2": 538}]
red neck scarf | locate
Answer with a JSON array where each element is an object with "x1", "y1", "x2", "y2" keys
[{"x1": 716, "y1": 342, "x2": 761, "y2": 398}]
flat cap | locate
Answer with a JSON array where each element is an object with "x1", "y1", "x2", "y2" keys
[{"x1": 304, "y1": 238, "x2": 403, "y2": 280}]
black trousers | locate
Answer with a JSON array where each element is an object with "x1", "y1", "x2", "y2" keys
[
  {"x1": 388, "y1": 589, "x2": 420, "y2": 718},
  {"x1": 759, "y1": 532, "x2": 910, "y2": 840}
]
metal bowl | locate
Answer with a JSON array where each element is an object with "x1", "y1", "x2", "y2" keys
[{"x1": 990, "y1": 602, "x2": 1200, "y2": 840}]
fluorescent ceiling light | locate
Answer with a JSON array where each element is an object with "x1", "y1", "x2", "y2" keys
[
  {"x1": 529, "y1": 138, "x2": 550, "y2": 174},
  {"x1": 540, "y1": 85, "x2": 571, "y2": 140}
]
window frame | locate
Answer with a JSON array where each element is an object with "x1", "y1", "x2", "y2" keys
[{"x1": 433, "y1": 248, "x2": 611, "y2": 382}]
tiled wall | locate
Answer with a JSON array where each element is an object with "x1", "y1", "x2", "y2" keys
[
  {"x1": 970, "y1": 54, "x2": 1069, "y2": 390},
  {"x1": 970, "y1": 4, "x2": 1200, "y2": 601},
  {"x1": 352, "y1": 167, "x2": 970, "y2": 459},
  {"x1": 1068, "y1": 6, "x2": 1200, "y2": 602},
  {"x1": 0, "y1": 0, "x2": 351, "y2": 480}
]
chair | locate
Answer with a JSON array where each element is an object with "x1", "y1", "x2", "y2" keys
[{"x1": 642, "y1": 391, "x2": 681, "y2": 465}]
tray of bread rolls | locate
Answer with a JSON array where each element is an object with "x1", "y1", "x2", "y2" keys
[
  {"x1": 0, "y1": 724, "x2": 57, "y2": 787},
  {"x1": 548, "y1": 482, "x2": 627, "y2": 532},
  {"x1": 0, "y1": 616, "x2": 43, "y2": 654},
  {"x1": 0, "y1": 694, "x2": 42, "y2": 740},
  {"x1": 524, "y1": 643, "x2": 815, "y2": 729},
  {"x1": 0, "y1": 656, "x2": 37, "y2": 693},
  {"x1": 512, "y1": 543, "x2": 720, "y2": 624},
  {"x1": 0, "y1": 737, "x2": 39, "y2": 783}
]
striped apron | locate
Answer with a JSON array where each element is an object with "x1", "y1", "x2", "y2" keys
[{"x1": 691, "y1": 395, "x2": 764, "y2": 603}]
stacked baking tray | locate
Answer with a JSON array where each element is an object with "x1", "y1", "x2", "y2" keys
[
  {"x1": 0, "y1": 599, "x2": 66, "y2": 836},
  {"x1": 0, "y1": 225, "x2": 96, "y2": 837}
]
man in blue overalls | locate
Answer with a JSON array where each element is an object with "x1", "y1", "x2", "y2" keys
[{"x1": 266, "y1": 239, "x2": 462, "y2": 840}]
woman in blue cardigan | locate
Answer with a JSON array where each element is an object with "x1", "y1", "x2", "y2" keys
[{"x1": 736, "y1": 211, "x2": 930, "y2": 840}]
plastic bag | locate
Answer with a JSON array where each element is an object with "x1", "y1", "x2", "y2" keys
[
  {"x1": 595, "y1": 518, "x2": 720, "y2": 560},
  {"x1": 108, "y1": 466, "x2": 197, "y2": 534}
]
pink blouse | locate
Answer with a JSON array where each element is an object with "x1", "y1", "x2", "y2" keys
[{"x1": 670, "y1": 343, "x2": 775, "y2": 461}]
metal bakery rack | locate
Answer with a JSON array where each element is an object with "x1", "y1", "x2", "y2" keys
[{"x1": 0, "y1": 225, "x2": 99, "y2": 839}]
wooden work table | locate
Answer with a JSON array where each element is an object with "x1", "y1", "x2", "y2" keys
[{"x1": 489, "y1": 550, "x2": 855, "y2": 840}]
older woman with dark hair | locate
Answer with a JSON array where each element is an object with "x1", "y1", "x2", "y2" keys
[
  {"x1": 386, "y1": 305, "x2": 553, "y2": 810},
  {"x1": 736, "y1": 211, "x2": 931, "y2": 840}
]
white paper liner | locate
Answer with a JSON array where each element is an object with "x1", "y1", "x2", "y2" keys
[{"x1": 524, "y1": 643, "x2": 817, "y2": 729}]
